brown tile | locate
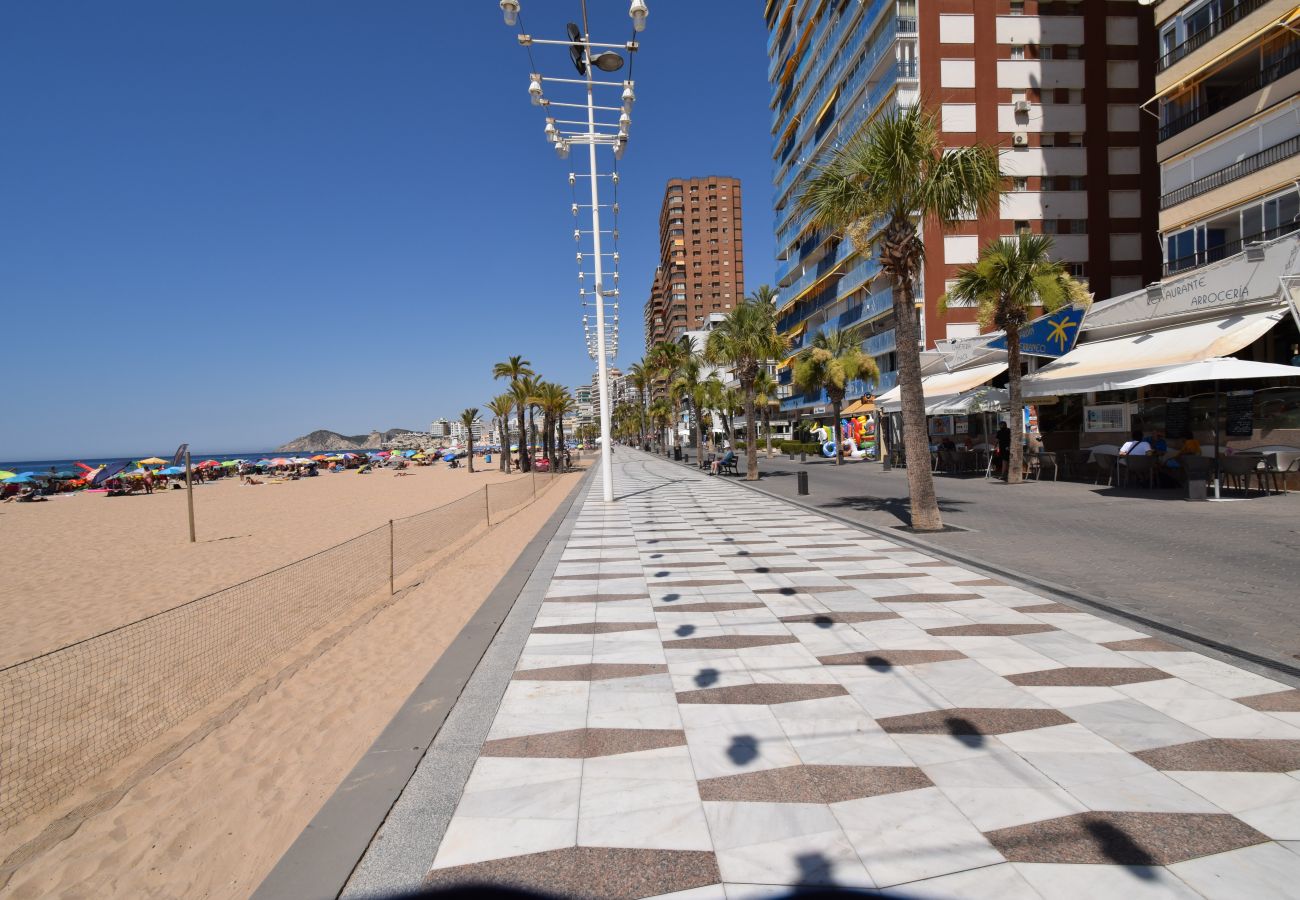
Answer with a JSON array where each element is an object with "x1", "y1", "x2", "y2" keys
[
  {"x1": 907, "y1": 561, "x2": 953, "y2": 568},
  {"x1": 657, "y1": 579, "x2": 743, "y2": 588},
  {"x1": 878, "y1": 707, "x2": 1073, "y2": 736},
  {"x1": 984, "y1": 811, "x2": 1269, "y2": 866},
  {"x1": 1236, "y1": 689, "x2": 1300, "y2": 712},
  {"x1": 818, "y1": 649, "x2": 967, "y2": 667},
  {"x1": 543, "y1": 593, "x2": 652, "y2": 603},
  {"x1": 532, "y1": 622, "x2": 657, "y2": 635},
  {"x1": 755, "y1": 584, "x2": 856, "y2": 595},
  {"x1": 926, "y1": 624, "x2": 1059, "y2": 636},
  {"x1": 735, "y1": 565, "x2": 821, "y2": 574},
  {"x1": 876, "y1": 593, "x2": 981, "y2": 603},
  {"x1": 423, "y1": 846, "x2": 721, "y2": 899},
  {"x1": 1013, "y1": 603, "x2": 1082, "y2": 614},
  {"x1": 698, "y1": 764, "x2": 932, "y2": 803},
  {"x1": 840, "y1": 572, "x2": 926, "y2": 580},
  {"x1": 807, "y1": 555, "x2": 886, "y2": 562},
  {"x1": 1006, "y1": 667, "x2": 1172, "y2": 687},
  {"x1": 654, "y1": 602, "x2": 767, "y2": 613},
  {"x1": 677, "y1": 683, "x2": 849, "y2": 705},
  {"x1": 663, "y1": 635, "x2": 800, "y2": 650},
  {"x1": 513, "y1": 663, "x2": 667, "y2": 681},
  {"x1": 780, "y1": 611, "x2": 902, "y2": 624},
  {"x1": 953, "y1": 578, "x2": 1008, "y2": 587},
  {"x1": 482, "y1": 727, "x2": 686, "y2": 759},
  {"x1": 1101, "y1": 637, "x2": 1185, "y2": 652},
  {"x1": 1135, "y1": 739, "x2": 1300, "y2": 773}
]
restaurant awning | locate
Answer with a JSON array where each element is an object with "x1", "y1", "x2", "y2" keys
[
  {"x1": 1020, "y1": 307, "x2": 1289, "y2": 397},
  {"x1": 877, "y1": 361, "x2": 1009, "y2": 412},
  {"x1": 841, "y1": 398, "x2": 875, "y2": 415}
]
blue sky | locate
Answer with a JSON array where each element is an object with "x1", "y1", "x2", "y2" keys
[{"x1": 0, "y1": 1, "x2": 775, "y2": 459}]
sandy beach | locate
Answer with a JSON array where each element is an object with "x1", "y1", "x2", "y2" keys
[
  {"x1": 0, "y1": 462, "x2": 537, "y2": 668},
  {"x1": 0, "y1": 460, "x2": 586, "y2": 897}
]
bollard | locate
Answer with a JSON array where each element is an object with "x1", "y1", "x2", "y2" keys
[
  {"x1": 797, "y1": 471, "x2": 809, "y2": 495},
  {"x1": 800, "y1": 451, "x2": 806, "y2": 463}
]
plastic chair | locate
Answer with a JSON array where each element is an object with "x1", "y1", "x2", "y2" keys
[
  {"x1": 1120, "y1": 454, "x2": 1157, "y2": 489},
  {"x1": 1093, "y1": 453, "x2": 1117, "y2": 487},
  {"x1": 1033, "y1": 451, "x2": 1059, "y2": 482},
  {"x1": 1219, "y1": 455, "x2": 1263, "y2": 493}
]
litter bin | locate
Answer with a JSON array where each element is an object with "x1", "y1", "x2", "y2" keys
[{"x1": 797, "y1": 471, "x2": 809, "y2": 495}]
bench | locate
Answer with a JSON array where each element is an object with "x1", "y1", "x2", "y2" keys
[{"x1": 719, "y1": 458, "x2": 739, "y2": 477}]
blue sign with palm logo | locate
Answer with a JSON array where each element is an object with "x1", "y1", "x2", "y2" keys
[{"x1": 987, "y1": 306, "x2": 1085, "y2": 358}]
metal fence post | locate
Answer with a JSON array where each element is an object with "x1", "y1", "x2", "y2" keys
[
  {"x1": 532, "y1": 472, "x2": 537, "y2": 499},
  {"x1": 484, "y1": 484, "x2": 491, "y2": 526},
  {"x1": 389, "y1": 519, "x2": 395, "y2": 595}
]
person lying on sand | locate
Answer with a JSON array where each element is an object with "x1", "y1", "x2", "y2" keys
[
  {"x1": 394, "y1": 471, "x2": 413, "y2": 476},
  {"x1": 242, "y1": 475, "x2": 263, "y2": 485}
]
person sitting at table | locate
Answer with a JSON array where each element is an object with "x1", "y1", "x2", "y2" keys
[
  {"x1": 1119, "y1": 428, "x2": 1151, "y2": 457},
  {"x1": 1150, "y1": 431, "x2": 1169, "y2": 455},
  {"x1": 939, "y1": 436, "x2": 956, "y2": 451},
  {"x1": 1162, "y1": 431, "x2": 1201, "y2": 481}
]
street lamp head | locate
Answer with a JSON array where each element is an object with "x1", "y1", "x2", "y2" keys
[
  {"x1": 621, "y1": 83, "x2": 635, "y2": 111},
  {"x1": 592, "y1": 51, "x2": 625, "y2": 72},
  {"x1": 629, "y1": 0, "x2": 648, "y2": 32},
  {"x1": 500, "y1": 0, "x2": 520, "y2": 26},
  {"x1": 544, "y1": 119, "x2": 558, "y2": 141},
  {"x1": 528, "y1": 74, "x2": 543, "y2": 105},
  {"x1": 556, "y1": 140, "x2": 570, "y2": 159},
  {"x1": 619, "y1": 111, "x2": 631, "y2": 132}
]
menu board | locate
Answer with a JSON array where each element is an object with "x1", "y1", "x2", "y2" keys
[
  {"x1": 1225, "y1": 390, "x2": 1255, "y2": 438},
  {"x1": 1084, "y1": 403, "x2": 1131, "y2": 433},
  {"x1": 1165, "y1": 398, "x2": 1190, "y2": 439}
]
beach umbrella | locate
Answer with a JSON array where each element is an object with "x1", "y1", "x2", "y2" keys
[
  {"x1": 138, "y1": 457, "x2": 168, "y2": 466},
  {"x1": 197, "y1": 459, "x2": 221, "y2": 468},
  {"x1": 270, "y1": 457, "x2": 290, "y2": 466},
  {"x1": 311, "y1": 454, "x2": 329, "y2": 461},
  {"x1": 160, "y1": 466, "x2": 186, "y2": 476},
  {"x1": 2, "y1": 473, "x2": 38, "y2": 484},
  {"x1": 221, "y1": 460, "x2": 240, "y2": 467},
  {"x1": 0, "y1": 471, "x2": 15, "y2": 481}
]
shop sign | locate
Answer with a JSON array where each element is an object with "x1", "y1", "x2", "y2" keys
[
  {"x1": 1084, "y1": 403, "x2": 1132, "y2": 433},
  {"x1": 812, "y1": 406, "x2": 827, "y2": 415},
  {"x1": 987, "y1": 306, "x2": 1085, "y2": 358}
]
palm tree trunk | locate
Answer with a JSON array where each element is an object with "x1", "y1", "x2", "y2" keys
[
  {"x1": 744, "y1": 388, "x2": 759, "y2": 480},
  {"x1": 892, "y1": 273, "x2": 944, "y2": 530},
  {"x1": 764, "y1": 408, "x2": 773, "y2": 458},
  {"x1": 832, "y1": 397, "x2": 845, "y2": 465},
  {"x1": 1007, "y1": 331, "x2": 1024, "y2": 485},
  {"x1": 516, "y1": 405, "x2": 529, "y2": 473},
  {"x1": 467, "y1": 437, "x2": 475, "y2": 473}
]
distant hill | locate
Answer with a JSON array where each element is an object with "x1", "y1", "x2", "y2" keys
[{"x1": 275, "y1": 428, "x2": 415, "y2": 453}]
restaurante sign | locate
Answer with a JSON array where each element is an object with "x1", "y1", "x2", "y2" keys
[{"x1": 1085, "y1": 233, "x2": 1300, "y2": 330}]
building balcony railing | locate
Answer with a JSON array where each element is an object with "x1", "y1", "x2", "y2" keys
[
  {"x1": 1161, "y1": 135, "x2": 1300, "y2": 209},
  {"x1": 1164, "y1": 219, "x2": 1300, "y2": 275},
  {"x1": 1159, "y1": 50, "x2": 1300, "y2": 142},
  {"x1": 1157, "y1": 0, "x2": 1273, "y2": 73}
]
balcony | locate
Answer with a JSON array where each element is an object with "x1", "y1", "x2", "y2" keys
[
  {"x1": 1158, "y1": 0, "x2": 1273, "y2": 73},
  {"x1": 1161, "y1": 135, "x2": 1300, "y2": 210},
  {"x1": 1165, "y1": 218, "x2": 1300, "y2": 275},
  {"x1": 1159, "y1": 47, "x2": 1300, "y2": 142}
]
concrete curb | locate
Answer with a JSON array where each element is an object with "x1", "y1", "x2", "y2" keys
[
  {"x1": 253, "y1": 465, "x2": 594, "y2": 900},
  {"x1": 653, "y1": 450, "x2": 1300, "y2": 686}
]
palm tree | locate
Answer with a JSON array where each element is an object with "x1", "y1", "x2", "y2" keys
[
  {"x1": 793, "y1": 328, "x2": 880, "y2": 466},
  {"x1": 705, "y1": 291, "x2": 788, "y2": 479},
  {"x1": 552, "y1": 388, "x2": 576, "y2": 470},
  {"x1": 670, "y1": 354, "x2": 703, "y2": 459},
  {"x1": 647, "y1": 397, "x2": 672, "y2": 451},
  {"x1": 799, "y1": 103, "x2": 1002, "y2": 529},
  {"x1": 626, "y1": 361, "x2": 651, "y2": 448},
  {"x1": 942, "y1": 233, "x2": 1089, "y2": 484},
  {"x1": 507, "y1": 379, "x2": 532, "y2": 472},
  {"x1": 459, "y1": 408, "x2": 479, "y2": 473},
  {"x1": 485, "y1": 393, "x2": 515, "y2": 473},
  {"x1": 493, "y1": 356, "x2": 534, "y2": 473},
  {"x1": 647, "y1": 338, "x2": 691, "y2": 454},
  {"x1": 521, "y1": 374, "x2": 542, "y2": 467},
  {"x1": 754, "y1": 368, "x2": 779, "y2": 459}
]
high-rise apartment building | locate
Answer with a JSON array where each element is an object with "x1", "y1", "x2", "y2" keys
[
  {"x1": 766, "y1": 0, "x2": 1159, "y2": 417},
  {"x1": 1152, "y1": 0, "x2": 1300, "y2": 274},
  {"x1": 643, "y1": 176, "x2": 745, "y2": 350}
]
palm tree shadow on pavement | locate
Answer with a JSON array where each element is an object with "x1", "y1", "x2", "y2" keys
[{"x1": 819, "y1": 494, "x2": 969, "y2": 527}]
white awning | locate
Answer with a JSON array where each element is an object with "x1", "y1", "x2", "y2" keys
[
  {"x1": 1020, "y1": 308, "x2": 1288, "y2": 397},
  {"x1": 877, "y1": 361, "x2": 1008, "y2": 412}
]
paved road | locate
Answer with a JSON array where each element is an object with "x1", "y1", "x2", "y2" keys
[
  {"x1": 710, "y1": 452, "x2": 1300, "y2": 676},
  {"x1": 347, "y1": 451, "x2": 1300, "y2": 899}
]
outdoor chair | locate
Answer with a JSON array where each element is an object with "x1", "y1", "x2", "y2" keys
[
  {"x1": 1032, "y1": 451, "x2": 1059, "y2": 482},
  {"x1": 1093, "y1": 453, "x2": 1117, "y2": 486},
  {"x1": 1119, "y1": 454, "x2": 1157, "y2": 489},
  {"x1": 1218, "y1": 454, "x2": 1265, "y2": 493},
  {"x1": 719, "y1": 457, "x2": 739, "y2": 476}
]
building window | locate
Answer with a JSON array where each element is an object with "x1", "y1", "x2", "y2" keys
[
  {"x1": 1010, "y1": 46, "x2": 1025, "y2": 60},
  {"x1": 1013, "y1": 177, "x2": 1029, "y2": 192},
  {"x1": 1009, "y1": 0, "x2": 1024, "y2": 14},
  {"x1": 1014, "y1": 220, "x2": 1032, "y2": 235},
  {"x1": 1065, "y1": 133, "x2": 1084, "y2": 147}
]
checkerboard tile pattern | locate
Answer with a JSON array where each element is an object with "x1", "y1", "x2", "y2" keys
[{"x1": 423, "y1": 453, "x2": 1300, "y2": 899}]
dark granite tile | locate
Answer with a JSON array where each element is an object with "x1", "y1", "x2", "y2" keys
[
  {"x1": 780, "y1": 611, "x2": 902, "y2": 624},
  {"x1": 1006, "y1": 667, "x2": 1172, "y2": 687},
  {"x1": 878, "y1": 707, "x2": 1073, "y2": 735},
  {"x1": 925, "y1": 624, "x2": 1059, "y2": 636},
  {"x1": 676, "y1": 683, "x2": 849, "y2": 705},
  {"x1": 698, "y1": 764, "x2": 932, "y2": 803},
  {"x1": 953, "y1": 578, "x2": 1008, "y2": 587},
  {"x1": 818, "y1": 649, "x2": 966, "y2": 667},
  {"x1": 1100, "y1": 637, "x2": 1186, "y2": 652},
  {"x1": 513, "y1": 663, "x2": 667, "y2": 681},
  {"x1": 785, "y1": 543, "x2": 858, "y2": 549},
  {"x1": 728, "y1": 550, "x2": 798, "y2": 557},
  {"x1": 875, "y1": 593, "x2": 981, "y2": 603},
  {"x1": 1135, "y1": 739, "x2": 1300, "y2": 773},
  {"x1": 423, "y1": 846, "x2": 721, "y2": 899},
  {"x1": 532, "y1": 622, "x2": 658, "y2": 635},
  {"x1": 1236, "y1": 689, "x2": 1300, "y2": 712},
  {"x1": 906, "y1": 561, "x2": 953, "y2": 568},
  {"x1": 1013, "y1": 603, "x2": 1083, "y2": 614},
  {"x1": 984, "y1": 811, "x2": 1269, "y2": 865},
  {"x1": 663, "y1": 635, "x2": 800, "y2": 650},
  {"x1": 543, "y1": 593, "x2": 652, "y2": 603},
  {"x1": 654, "y1": 602, "x2": 768, "y2": 613},
  {"x1": 482, "y1": 727, "x2": 687, "y2": 759},
  {"x1": 735, "y1": 565, "x2": 821, "y2": 574}
]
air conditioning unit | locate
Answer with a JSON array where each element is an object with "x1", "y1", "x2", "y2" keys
[
  {"x1": 1014, "y1": 100, "x2": 1032, "y2": 113},
  {"x1": 1012, "y1": 131, "x2": 1029, "y2": 147}
]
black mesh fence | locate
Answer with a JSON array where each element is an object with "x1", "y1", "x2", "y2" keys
[{"x1": 0, "y1": 468, "x2": 566, "y2": 832}]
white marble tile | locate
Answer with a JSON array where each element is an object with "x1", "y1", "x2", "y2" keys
[
  {"x1": 1015, "y1": 748, "x2": 1157, "y2": 788},
  {"x1": 683, "y1": 716, "x2": 803, "y2": 780},
  {"x1": 578, "y1": 776, "x2": 712, "y2": 849},
  {"x1": 921, "y1": 746, "x2": 1060, "y2": 791},
  {"x1": 486, "y1": 681, "x2": 590, "y2": 740},
  {"x1": 586, "y1": 682, "x2": 683, "y2": 729},
  {"x1": 1014, "y1": 862, "x2": 1202, "y2": 899},
  {"x1": 455, "y1": 757, "x2": 583, "y2": 820},
  {"x1": 1168, "y1": 842, "x2": 1300, "y2": 900},
  {"x1": 938, "y1": 784, "x2": 1087, "y2": 832},
  {"x1": 704, "y1": 801, "x2": 874, "y2": 889},
  {"x1": 581, "y1": 744, "x2": 699, "y2": 781},
  {"x1": 774, "y1": 714, "x2": 914, "y2": 768},
  {"x1": 890, "y1": 862, "x2": 1042, "y2": 900},
  {"x1": 432, "y1": 815, "x2": 576, "y2": 869},
  {"x1": 834, "y1": 786, "x2": 1003, "y2": 888},
  {"x1": 1061, "y1": 699, "x2": 1211, "y2": 752},
  {"x1": 1167, "y1": 771, "x2": 1300, "y2": 816},
  {"x1": 1065, "y1": 770, "x2": 1225, "y2": 814}
]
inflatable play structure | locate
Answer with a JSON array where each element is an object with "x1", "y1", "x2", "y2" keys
[{"x1": 811, "y1": 417, "x2": 878, "y2": 460}]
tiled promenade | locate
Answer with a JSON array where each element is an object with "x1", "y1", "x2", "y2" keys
[{"x1": 390, "y1": 452, "x2": 1300, "y2": 898}]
